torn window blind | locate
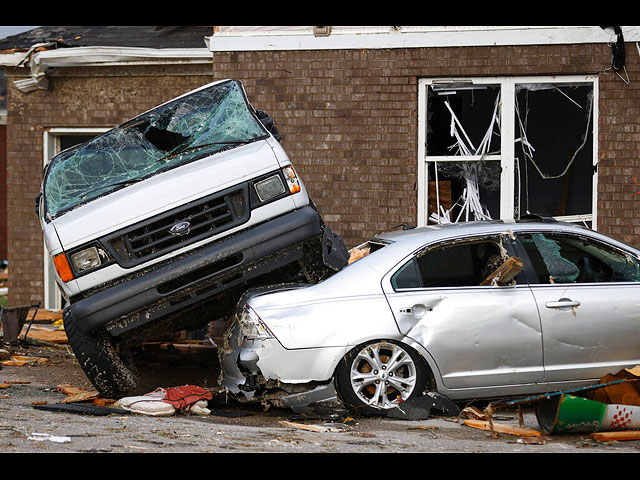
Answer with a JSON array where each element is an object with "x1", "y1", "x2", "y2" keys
[
  {"x1": 43, "y1": 80, "x2": 268, "y2": 219},
  {"x1": 426, "y1": 85, "x2": 501, "y2": 158},
  {"x1": 429, "y1": 161, "x2": 501, "y2": 224},
  {"x1": 426, "y1": 85, "x2": 502, "y2": 224},
  {"x1": 513, "y1": 84, "x2": 594, "y2": 221}
]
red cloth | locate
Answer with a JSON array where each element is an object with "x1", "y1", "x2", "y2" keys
[{"x1": 146, "y1": 385, "x2": 213, "y2": 411}]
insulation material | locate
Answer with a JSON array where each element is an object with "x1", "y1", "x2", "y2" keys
[{"x1": 43, "y1": 80, "x2": 266, "y2": 219}]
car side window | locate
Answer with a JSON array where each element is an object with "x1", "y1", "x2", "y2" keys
[
  {"x1": 519, "y1": 233, "x2": 640, "y2": 284},
  {"x1": 391, "y1": 237, "x2": 511, "y2": 289}
]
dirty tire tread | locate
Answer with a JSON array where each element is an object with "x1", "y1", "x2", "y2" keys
[{"x1": 63, "y1": 309, "x2": 137, "y2": 399}]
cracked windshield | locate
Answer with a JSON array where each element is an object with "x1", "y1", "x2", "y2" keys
[{"x1": 43, "y1": 80, "x2": 267, "y2": 219}]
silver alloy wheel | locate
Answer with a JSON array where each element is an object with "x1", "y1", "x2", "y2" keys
[{"x1": 349, "y1": 342, "x2": 418, "y2": 410}]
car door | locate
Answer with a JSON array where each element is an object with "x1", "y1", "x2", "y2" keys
[
  {"x1": 516, "y1": 231, "x2": 640, "y2": 383},
  {"x1": 382, "y1": 233, "x2": 544, "y2": 390}
]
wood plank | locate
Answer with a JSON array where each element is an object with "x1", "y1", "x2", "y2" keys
[
  {"x1": 464, "y1": 419, "x2": 542, "y2": 437},
  {"x1": 591, "y1": 430, "x2": 640, "y2": 442},
  {"x1": 480, "y1": 256, "x2": 523, "y2": 286}
]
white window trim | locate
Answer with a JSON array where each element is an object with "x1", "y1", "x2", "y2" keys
[
  {"x1": 42, "y1": 127, "x2": 110, "y2": 310},
  {"x1": 417, "y1": 75, "x2": 599, "y2": 228}
]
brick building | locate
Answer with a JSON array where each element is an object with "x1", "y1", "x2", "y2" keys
[{"x1": 1, "y1": 25, "x2": 640, "y2": 310}]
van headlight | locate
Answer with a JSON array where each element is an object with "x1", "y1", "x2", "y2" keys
[
  {"x1": 70, "y1": 246, "x2": 102, "y2": 273},
  {"x1": 254, "y1": 175, "x2": 286, "y2": 202}
]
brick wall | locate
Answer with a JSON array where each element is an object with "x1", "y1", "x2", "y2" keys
[
  {"x1": 4, "y1": 43, "x2": 640, "y2": 306},
  {"x1": 210, "y1": 44, "x2": 640, "y2": 249},
  {"x1": 0, "y1": 124, "x2": 6, "y2": 260}
]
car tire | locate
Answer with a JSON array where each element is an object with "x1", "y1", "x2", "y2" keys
[
  {"x1": 63, "y1": 308, "x2": 138, "y2": 399},
  {"x1": 335, "y1": 340, "x2": 429, "y2": 417}
]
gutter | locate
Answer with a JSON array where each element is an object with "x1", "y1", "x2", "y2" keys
[
  {"x1": 0, "y1": 46, "x2": 213, "y2": 93},
  {"x1": 206, "y1": 25, "x2": 640, "y2": 53}
]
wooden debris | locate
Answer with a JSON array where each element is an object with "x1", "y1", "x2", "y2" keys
[
  {"x1": 460, "y1": 406, "x2": 487, "y2": 421},
  {"x1": 279, "y1": 420, "x2": 350, "y2": 433},
  {"x1": 93, "y1": 397, "x2": 117, "y2": 407},
  {"x1": 2, "y1": 355, "x2": 49, "y2": 366},
  {"x1": 32, "y1": 309, "x2": 63, "y2": 323},
  {"x1": 348, "y1": 247, "x2": 370, "y2": 265},
  {"x1": 57, "y1": 384, "x2": 100, "y2": 404},
  {"x1": 464, "y1": 419, "x2": 542, "y2": 437},
  {"x1": 407, "y1": 425, "x2": 439, "y2": 431},
  {"x1": 23, "y1": 326, "x2": 67, "y2": 344},
  {"x1": 590, "y1": 430, "x2": 640, "y2": 442},
  {"x1": 480, "y1": 257, "x2": 523, "y2": 286}
]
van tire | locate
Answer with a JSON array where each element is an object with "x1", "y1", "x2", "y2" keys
[{"x1": 63, "y1": 308, "x2": 138, "y2": 399}]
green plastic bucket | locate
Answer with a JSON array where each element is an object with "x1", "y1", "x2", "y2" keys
[{"x1": 536, "y1": 394, "x2": 607, "y2": 434}]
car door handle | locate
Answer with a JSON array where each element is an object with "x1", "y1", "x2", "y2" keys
[
  {"x1": 545, "y1": 299, "x2": 581, "y2": 309},
  {"x1": 400, "y1": 304, "x2": 432, "y2": 318}
]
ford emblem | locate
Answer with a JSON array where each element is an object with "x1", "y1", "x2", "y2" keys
[{"x1": 169, "y1": 221, "x2": 191, "y2": 236}]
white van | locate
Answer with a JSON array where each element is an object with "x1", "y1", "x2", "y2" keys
[{"x1": 37, "y1": 79, "x2": 348, "y2": 397}]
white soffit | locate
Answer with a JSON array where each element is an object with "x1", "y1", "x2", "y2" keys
[{"x1": 208, "y1": 26, "x2": 640, "y2": 52}]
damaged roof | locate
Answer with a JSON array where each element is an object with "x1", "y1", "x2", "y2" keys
[{"x1": 0, "y1": 26, "x2": 213, "y2": 52}]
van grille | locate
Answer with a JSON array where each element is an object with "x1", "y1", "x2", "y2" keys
[{"x1": 103, "y1": 185, "x2": 249, "y2": 267}]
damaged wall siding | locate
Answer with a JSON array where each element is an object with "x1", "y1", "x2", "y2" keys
[{"x1": 5, "y1": 43, "x2": 640, "y2": 306}]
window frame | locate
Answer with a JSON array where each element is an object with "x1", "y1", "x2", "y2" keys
[
  {"x1": 417, "y1": 75, "x2": 599, "y2": 228},
  {"x1": 390, "y1": 233, "x2": 521, "y2": 292}
]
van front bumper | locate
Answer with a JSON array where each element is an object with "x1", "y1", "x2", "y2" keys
[{"x1": 66, "y1": 206, "x2": 331, "y2": 336}]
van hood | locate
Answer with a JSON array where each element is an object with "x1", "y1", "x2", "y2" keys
[{"x1": 50, "y1": 139, "x2": 282, "y2": 250}]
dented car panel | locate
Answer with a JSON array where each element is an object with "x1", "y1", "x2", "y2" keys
[{"x1": 222, "y1": 220, "x2": 640, "y2": 409}]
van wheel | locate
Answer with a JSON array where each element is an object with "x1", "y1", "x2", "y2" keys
[
  {"x1": 335, "y1": 340, "x2": 428, "y2": 417},
  {"x1": 63, "y1": 308, "x2": 137, "y2": 399}
]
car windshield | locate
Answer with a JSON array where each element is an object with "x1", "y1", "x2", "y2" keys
[{"x1": 42, "y1": 80, "x2": 268, "y2": 219}]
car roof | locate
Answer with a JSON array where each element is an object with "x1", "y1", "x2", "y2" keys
[{"x1": 374, "y1": 219, "x2": 624, "y2": 253}]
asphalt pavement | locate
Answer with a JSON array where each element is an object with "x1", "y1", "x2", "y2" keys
[{"x1": 1, "y1": 342, "x2": 639, "y2": 454}]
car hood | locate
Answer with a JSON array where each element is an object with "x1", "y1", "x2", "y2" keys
[{"x1": 49, "y1": 139, "x2": 281, "y2": 250}]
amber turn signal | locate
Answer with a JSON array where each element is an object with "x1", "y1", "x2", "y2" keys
[{"x1": 53, "y1": 253, "x2": 74, "y2": 283}]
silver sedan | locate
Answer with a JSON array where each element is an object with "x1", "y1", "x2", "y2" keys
[{"x1": 221, "y1": 220, "x2": 640, "y2": 415}]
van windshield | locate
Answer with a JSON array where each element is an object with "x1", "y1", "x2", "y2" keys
[{"x1": 42, "y1": 80, "x2": 268, "y2": 219}]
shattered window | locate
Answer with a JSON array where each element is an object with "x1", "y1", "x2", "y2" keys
[
  {"x1": 422, "y1": 77, "x2": 596, "y2": 227},
  {"x1": 428, "y1": 161, "x2": 501, "y2": 222},
  {"x1": 425, "y1": 83, "x2": 502, "y2": 224},
  {"x1": 393, "y1": 237, "x2": 518, "y2": 289},
  {"x1": 43, "y1": 80, "x2": 268, "y2": 219},
  {"x1": 514, "y1": 84, "x2": 594, "y2": 221},
  {"x1": 520, "y1": 233, "x2": 640, "y2": 284}
]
